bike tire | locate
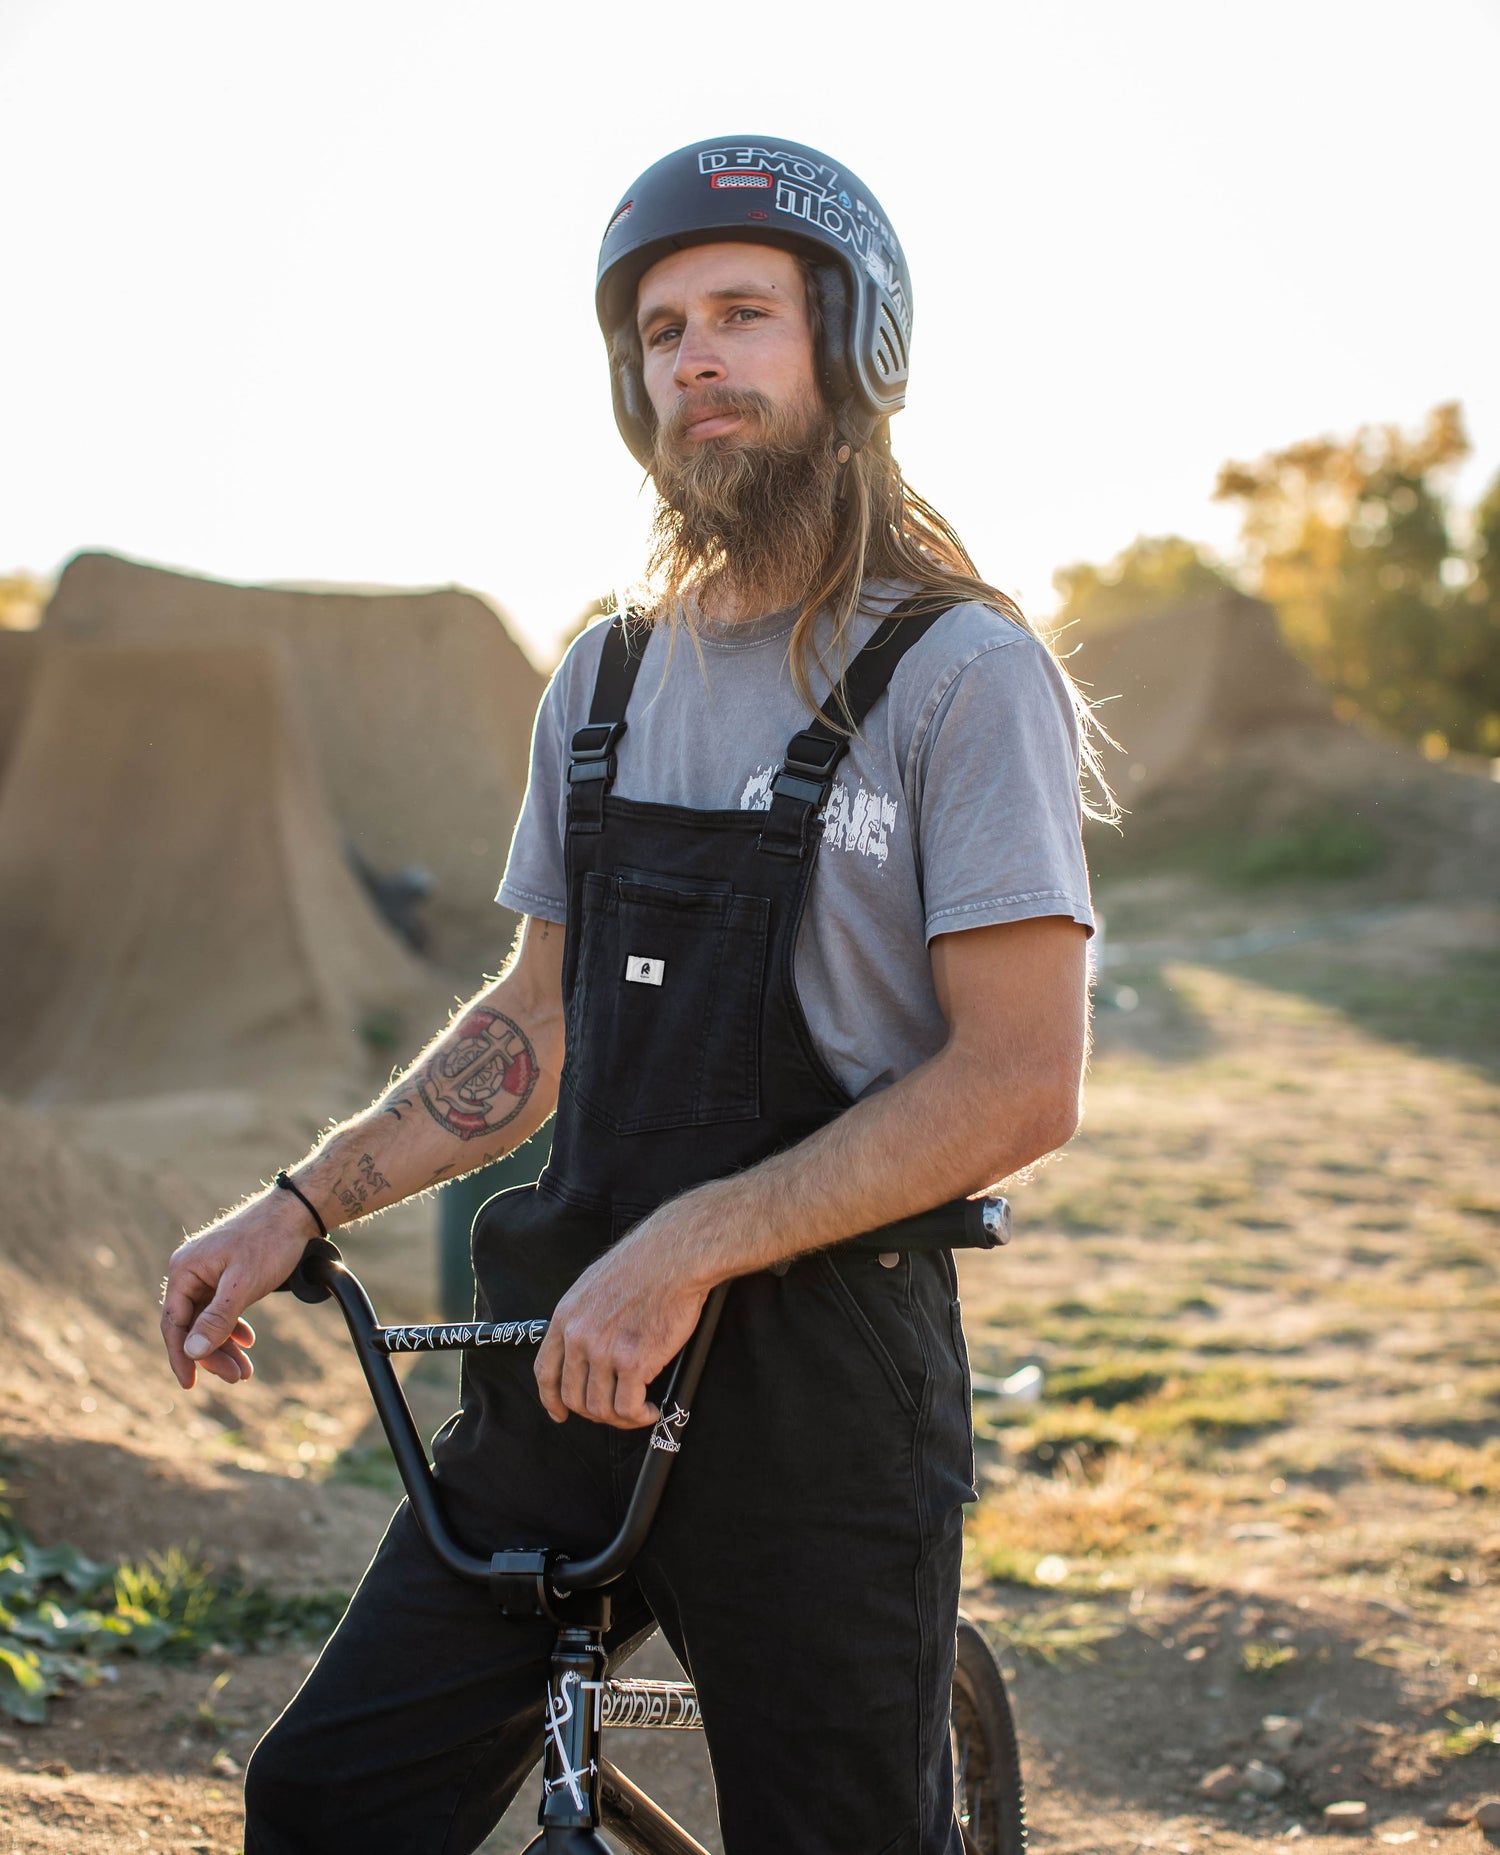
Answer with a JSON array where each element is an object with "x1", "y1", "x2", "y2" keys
[{"x1": 951, "y1": 1614, "x2": 1027, "y2": 1854}]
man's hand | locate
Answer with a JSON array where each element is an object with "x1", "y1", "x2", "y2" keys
[
  {"x1": 534, "y1": 1227, "x2": 711, "y2": 1429},
  {"x1": 161, "y1": 1197, "x2": 312, "y2": 1390},
  {"x1": 157, "y1": 914, "x2": 567, "y2": 1395}
]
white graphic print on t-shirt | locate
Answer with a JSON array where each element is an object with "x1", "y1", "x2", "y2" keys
[{"x1": 739, "y1": 764, "x2": 899, "y2": 867}]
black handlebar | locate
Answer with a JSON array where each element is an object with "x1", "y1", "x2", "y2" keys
[
  {"x1": 290, "y1": 1246, "x2": 497, "y2": 1587},
  {"x1": 282, "y1": 1241, "x2": 731, "y2": 1599},
  {"x1": 278, "y1": 1189, "x2": 1009, "y2": 1603}
]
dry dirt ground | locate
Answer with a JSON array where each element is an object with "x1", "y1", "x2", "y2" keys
[{"x1": 2, "y1": 879, "x2": 1497, "y2": 1854}]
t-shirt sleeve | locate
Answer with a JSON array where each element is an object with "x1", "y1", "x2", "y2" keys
[
  {"x1": 909, "y1": 629, "x2": 1095, "y2": 942},
  {"x1": 494, "y1": 652, "x2": 578, "y2": 923}
]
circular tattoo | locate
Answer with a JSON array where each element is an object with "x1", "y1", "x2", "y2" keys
[{"x1": 421, "y1": 1009, "x2": 538, "y2": 1139}]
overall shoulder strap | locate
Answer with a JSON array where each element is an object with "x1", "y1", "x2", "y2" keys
[
  {"x1": 758, "y1": 595, "x2": 960, "y2": 859},
  {"x1": 567, "y1": 613, "x2": 649, "y2": 832}
]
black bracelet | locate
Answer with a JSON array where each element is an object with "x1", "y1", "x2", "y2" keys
[{"x1": 274, "y1": 1169, "x2": 330, "y2": 1240}]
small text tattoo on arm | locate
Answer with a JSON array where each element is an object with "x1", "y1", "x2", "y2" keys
[
  {"x1": 333, "y1": 1152, "x2": 393, "y2": 1219},
  {"x1": 418, "y1": 1009, "x2": 539, "y2": 1140}
]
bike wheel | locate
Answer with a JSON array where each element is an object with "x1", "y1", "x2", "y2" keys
[{"x1": 951, "y1": 1614, "x2": 1027, "y2": 1854}]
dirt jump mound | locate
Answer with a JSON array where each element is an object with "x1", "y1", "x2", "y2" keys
[
  {"x1": 44, "y1": 551, "x2": 546, "y2": 970},
  {"x1": 1066, "y1": 588, "x2": 1332, "y2": 797},
  {"x1": 0, "y1": 639, "x2": 431, "y2": 1106},
  {"x1": 0, "y1": 627, "x2": 42, "y2": 787}
]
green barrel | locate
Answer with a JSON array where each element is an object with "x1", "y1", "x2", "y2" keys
[{"x1": 436, "y1": 1129, "x2": 551, "y2": 1319}]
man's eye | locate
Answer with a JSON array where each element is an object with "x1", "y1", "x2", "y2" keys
[
  {"x1": 730, "y1": 307, "x2": 765, "y2": 323},
  {"x1": 648, "y1": 325, "x2": 681, "y2": 347}
]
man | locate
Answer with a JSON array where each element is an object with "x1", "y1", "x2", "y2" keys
[{"x1": 162, "y1": 135, "x2": 1097, "y2": 1853}]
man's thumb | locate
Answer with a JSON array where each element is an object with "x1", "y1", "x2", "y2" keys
[{"x1": 185, "y1": 1297, "x2": 239, "y2": 1358}]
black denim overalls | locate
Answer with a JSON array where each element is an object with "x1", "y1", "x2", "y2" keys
[{"x1": 246, "y1": 603, "x2": 977, "y2": 1855}]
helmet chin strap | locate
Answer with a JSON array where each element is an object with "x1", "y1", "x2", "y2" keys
[
  {"x1": 832, "y1": 439, "x2": 854, "y2": 514},
  {"x1": 831, "y1": 402, "x2": 875, "y2": 511}
]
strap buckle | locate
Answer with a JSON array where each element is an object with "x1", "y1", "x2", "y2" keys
[
  {"x1": 770, "y1": 729, "x2": 842, "y2": 806},
  {"x1": 781, "y1": 730, "x2": 841, "y2": 779},
  {"x1": 567, "y1": 721, "x2": 625, "y2": 786}
]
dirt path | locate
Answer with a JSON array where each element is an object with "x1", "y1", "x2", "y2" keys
[{"x1": 2, "y1": 887, "x2": 1497, "y2": 1852}]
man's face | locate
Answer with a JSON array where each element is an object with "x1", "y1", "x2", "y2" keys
[{"x1": 636, "y1": 242, "x2": 823, "y2": 451}]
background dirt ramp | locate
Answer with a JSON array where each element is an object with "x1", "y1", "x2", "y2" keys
[
  {"x1": 44, "y1": 551, "x2": 546, "y2": 971},
  {"x1": 0, "y1": 639, "x2": 433, "y2": 1106}
]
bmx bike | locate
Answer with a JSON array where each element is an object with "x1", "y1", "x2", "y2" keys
[{"x1": 278, "y1": 1204, "x2": 1027, "y2": 1854}]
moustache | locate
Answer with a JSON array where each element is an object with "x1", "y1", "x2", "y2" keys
[{"x1": 660, "y1": 388, "x2": 776, "y2": 448}]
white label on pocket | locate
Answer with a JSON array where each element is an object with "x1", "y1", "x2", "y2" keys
[{"x1": 625, "y1": 955, "x2": 665, "y2": 986}]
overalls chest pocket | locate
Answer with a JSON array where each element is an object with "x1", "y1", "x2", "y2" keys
[{"x1": 562, "y1": 868, "x2": 771, "y2": 1135}]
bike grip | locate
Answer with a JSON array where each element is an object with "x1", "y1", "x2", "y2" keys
[
  {"x1": 965, "y1": 1194, "x2": 1012, "y2": 1247},
  {"x1": 275, "y1": 1237, "x2": 344, "y2": 1303},
  {"x1": 852, "y1": 1193, "x2": 1011, "y2": 1253}
]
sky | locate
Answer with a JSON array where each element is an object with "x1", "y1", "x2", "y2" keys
[{"x1": 4, "y1": 0, "x2": 1498, "y2": 668}]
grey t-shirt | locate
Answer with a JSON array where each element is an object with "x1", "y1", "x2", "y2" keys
[{"x1": 498, "y1": 593, "x2": 1094, "y2": 1102}]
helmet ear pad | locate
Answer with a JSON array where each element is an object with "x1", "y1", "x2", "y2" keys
[
  {"x1": 808, "y1": 260, "x2": 875, "y2": 453},
  {"x1": 610, "y1": 338, "x2": 657, "y2": 471}
]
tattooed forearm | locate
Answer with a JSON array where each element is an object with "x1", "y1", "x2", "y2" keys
[
  {"x1": 416, "y1": 1007, "x2": 539, "y2": 1141},
  {"x1": 332, "y1": 1152, "x2": 394, "y2": 1219}
]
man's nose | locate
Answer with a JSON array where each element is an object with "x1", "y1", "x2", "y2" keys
[{"x1": 672, "y1": 320, "x2": 726, "y2": 391}]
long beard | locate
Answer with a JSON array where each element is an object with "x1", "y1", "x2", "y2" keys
[{"x1": 645, "y1": 389, "x2": 840, "y2": 616}]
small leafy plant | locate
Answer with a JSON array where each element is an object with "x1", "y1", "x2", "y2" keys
[{"x1": 0, "y1": 1481, "x2": 346, "y2": 1723}]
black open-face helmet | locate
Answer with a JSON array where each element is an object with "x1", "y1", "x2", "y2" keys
[{"x1": 596, "y1": 135, "x2": 913, "y2": 469}]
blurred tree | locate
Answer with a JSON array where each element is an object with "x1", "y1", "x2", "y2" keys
[
  {"x1": 0, "y1": 572, "x2": 50, "y2": 630},
  {"x1": 1052, "y1": 535, "x2": 1233, "y2": 638},
  {"x1": 1215, "y1": 403, "x2": 1500, "y2": 756}
]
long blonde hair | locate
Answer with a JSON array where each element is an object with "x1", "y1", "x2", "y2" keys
[{"x1": 615, "y1": 272, "x2": 1116, "y2": 820}]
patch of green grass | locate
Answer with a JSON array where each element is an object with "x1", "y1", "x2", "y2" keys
[
  {"x1": 1238, "y1": 949, "x2": 1500, "y2": 1073},
  {"x1": 1045, "y1": 1192, "x2": 1119, "y2": 1235},
  {"x1": 1037, "y1": 1323, "x2": 1179, "y2": 1352},
  {"x1": 164, "y1": 1668, "x2": 237, "y2": 1740},
  {"x1": 0, "y1": 1482, "x2": 347, "y2": 1724},
  {"x1": 1135, "y1": 1370, "x2": 1298, "y2": 1441},
  {"x1": 326, "y1": 1441, "x2": 404, "y2": 1495},
  {"x1": 1240, "y1": 1638, "x2": 1299, "y2": 1678},
  {"x1": 994, "y1": 1406, "x2": 1133, "y2": 1472},
  {"x1": 113, "y1": 1549, "x2": 347, "y2": 1658},
  {"x1": 1375, "y1": 1437, "x2": 1500, "y2": 1497},
  {"x1": 1194, "y1": 1331, "x2": 1309, "y2": 1357},
  {"x1": 1095, "y1": 809, "x2": 1387, "y2": 888},
  {"x1": 1438, "y1": 1712, "x2": 1500, "y2": 1758},
  {"x1": 1037, "y1": 1360, "x2": 1297, "y2": 1444},
  {"x1": 981, "y1": 1603, "x2": 1125, "y2": 1665},
  {"x1": 1049, "y1": 1361, "x2": 1171, "y2": 1409},
  {"x1": 1233, "y1": 818, "x2": 1388, "y2": 883}
]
